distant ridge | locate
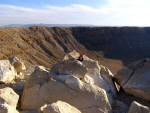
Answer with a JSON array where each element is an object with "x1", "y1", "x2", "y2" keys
[{"x1": 1, "y1": 24, "x2": 96, "y2": 28}]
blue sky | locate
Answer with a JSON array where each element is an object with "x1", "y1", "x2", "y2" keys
[
  {"x1": 0, "y1": 0, "x2": 150, "y2": 26},
  {"x1": 0, "y1": 0, "x2": 106, "y2": 8}
]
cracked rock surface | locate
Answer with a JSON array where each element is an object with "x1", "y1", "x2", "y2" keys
[
  {"x1": 21, "y1": 51, "x2": 115, "y2": 113},
  {"x1": 116, "y1": 59, "x2": 150, "y2": 101}
]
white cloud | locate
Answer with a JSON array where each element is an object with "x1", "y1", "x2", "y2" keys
[
  {"x1": 104, "y1": 0, "x2": 150, "y2": 26},
  {"x1": 0, "y1": 4, "x2": 106, "y2": 26},
  {"x1": 0, "y1": 5, "x2": 35, "y2": 12},
  {"x1": 0, "y1": 0, "x2": 150, "y2": 26}
]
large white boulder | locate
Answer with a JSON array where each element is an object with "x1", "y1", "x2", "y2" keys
[
  {"x1": 39, "y1": 101, "x2": 82, "y2": 113},
  {"x1": 0, "y1": 87, "x2": 19, "y2": 113},
  {"x1": 62, "y1": 50, "x2": 117, "y2": 103},
  {"x1": 21, "y1": 65, "x2": 112, "y2": 113},
  {"x1": 128, "y1": 101, "x2": 150, "y2": 113},
  {"x1": 0, "y1": 60, "x2": 17, "y2": 83}
]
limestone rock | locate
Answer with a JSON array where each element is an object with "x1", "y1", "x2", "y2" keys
[
  {"x1": 115, "y1": 68, "x2": 133, "y2": 85},
  {"x1": 0, "y1": 87, "x2": 19, "y2": 113},
  {"x1": 21, "y1": 66, "x2": 112, "y2": 113},
  {"x1": 10, "y1": 56, "x2": 26, "y2": 74},
  {"x1": 21, "y1": 51, "x2": 118, "y2": 113},
  {"x1": 122, "y1": 61, "x2": 150, "y2": 101},
  {"x1": 24, "y1": 66, "x2": 51, "y2": 89},
  {"x1": 99, "y1": 65, "x2": 117, "y2": 101},
  {"x1": 55, "y1": 50, "x2": 117, "y2": 103},
  {"x1": 0, "y1": 60, "x2": 17, "y2": 83},
  {"x1": 63, "y1": 50, "x2": 80, "y2": 61},
  {"x1": 0, "y1": 103, "x2": 19, "y2": 113},
  {"x1": 128, "y1": 101, "x2": 150, "y2": 113},
  {"x1": 51, "y1": 59, "x2": 87, "y2": 79},
  {"x1": 22, "y1": 66, "x2": 38, "y2": 80},
  {"x1": 0, "y1": 80, "x2": 25, "y2": 98},
  {"x1": 39, "y1": 101, "x2": 82, "y2": 113},
  {"x1": 0, "y1": 87, "x2": 19, "y2": 108}
]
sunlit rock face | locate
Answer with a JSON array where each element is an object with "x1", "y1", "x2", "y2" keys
[{"x1": 21, "y1": 51, "x2": 117, "y2": 113}]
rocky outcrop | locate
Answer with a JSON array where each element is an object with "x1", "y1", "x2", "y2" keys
[
  {"x1": 116, "y1": 59, "x2": 150, "y2": 101},
  {"x1": 99, "y1": 65, "x2": 117, "y2": 100},
  {"x1": 128, "y1": 101, "x2": 150, "y2": 113},
  {"x1": 21, "y1": 69, "x2": 111, "y2": 113},
  {"x1": 21, "y1": 53, "x2": 113, "y2": 113},
  {"x1": 0, "y1": 57, "x2": 27, "y2": 100},
  {"x1": 0, "y1": 87, "x2": 19, "y2": 113},
  {"x1": 39, "y1": 101, "x2": 82, "y2": 113},
  {"x1": 0, "y1": 56, "x2": 26, "y2": 84},
  {"x1": 51, "y1": 59, "x2": 87, "y2": 79},
  {"x1": 115, "y1": 68, "x2": 133, "y2": 85},
  {"x1": 61, "y1": 50, "x2": 117, "y2": 103},
  {"x1": 0, "y1": 60, "x2": 17, "y2": 83},
  {"x1": 10, "y1": 56, "x2": 26, "y2": 74}
]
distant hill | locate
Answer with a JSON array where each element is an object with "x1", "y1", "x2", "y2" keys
[
  {"x1": 1, "y1": 24, "x2": 95, "y2": 28},
  {"x1": 1, "y1": 26, "x2": 150, "y2": 73}
]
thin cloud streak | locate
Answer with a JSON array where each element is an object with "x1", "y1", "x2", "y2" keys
[{"x1": 0, "y1": 4, "x2": 46, "y2": 13}]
